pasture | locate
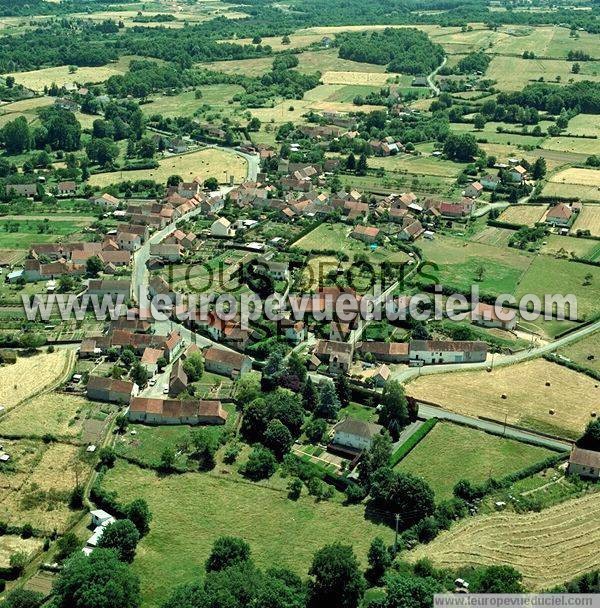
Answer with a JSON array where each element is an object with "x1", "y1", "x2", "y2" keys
[
  {"x1": 539, "y1": 234, "x2": 600, "y2": 261},
  {"x1": 567, "y1": 114, "x2": 600, "y2": 138},
  {"x1": 406, "y1": 358, "x2": 598, "y2": 439},
  {"x1": 497, "y1": 205, "x2": 548, "y2": 227},
  {"x1": 88, "y1": 148, "x2": 247, "y2": 188},
  {"x1": 470, "y1": 226, "x2": 514, "y2": 247},
  {"x1": 571, "y1": 205, "x2": 600, "y2": 237},
  {"x1": 101, "y1": 460, "x2": 395, "y2": 608},
  {"x1": 0, "y1": 217, "x2": 92, "y2": 249},
  {"x1": 0, "y1": 350, "x2": 74, "y2": 410},
  {"x1": 0, "y1": 96, "x2": 53, "y2": 128},
  {"x1": 514, "y1": 256, "x2": 599, "y2": 319},
  {"x1": 0, "y1": 392, "x2": 104, "y2": 441},
  {"x1": 396, "y1": 422, "x2": 554, "y2": 501},
  {"x1": 368, "y1": 154, "x2": 464, "y2": 178},
  {"x1": 556, "y1": 330, "x2": 600, "y2": 373},
  {"x1": 541, "y1": 137, "x2": 600, "y2": 156},
  {"x1": 4, "y1": 55, "x2": 134, "y2": 91},
  {"x1": 408, "y1": 492, "x2": 600, "y2": 590},
  {"x1": 0, "y1": 440, "x2": 92, "y2": 533}
]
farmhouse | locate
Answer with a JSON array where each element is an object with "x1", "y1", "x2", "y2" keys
[
  {"x1": 57, "y1": 181, "x2": 77, "y2": 196},
  {"x1": 357, "y1": 341, "x2": 410, "y2": 363},
  {"x1": 211, "y1": 217, "x2": 235, "y2": 237},
  {"x1": 568, "y1": 447, "x2": 600, "y2": 479},
  {"x1": 409, "y1": 340, "x2": 488, "y2": 365},
  {"x1": 464, "y1": 182, "x2": 484, "y2": 198},
  {"x1": 86, "y1": 375, "x2": 138, "y2": 404},
  {"x1": 128, "y1": 397, "x2": 228, "y2": 425},
  {"x1": 141, "y1": 347, "x2": 164, "y2": 376},
  {"x1": 90, "y1": 193, "x2": 120, "y2": 208},
  {"x1": 203, "y1": 346, "x2": 252, "y2": 378},
  {"x1": 332, "y1": 418, "x2": 383, "y2": 452},
  {"x1": 150, "y1": 243, "x2": 183, "y2": 262},
  {"x1": 481, "y1": 174, "x2": 500, "y2": 190},
  {"x1": 546, "y1": 203, "x2": 573, "y2": 227},
  {"x1": 399, "y1": 219, "x2": 425, "y2": 242},
  {"x1": 169, "y1": 359, "x2": 188, "y2": 396},
  {"x1": 471, "y1": 302, "x2": 517, "y2": 331},
  {"x1": 5, "y1": 183, "x2": 37, "y2": 198},
  {"x1": 508, "y1": 165, "x2": 527, "y2": 183},
  {"x1": 87, "y1": 279, "x2": 131, "y2": 298},
  {"x1": 439, "y1": 200, "x2": 473, "y2": 218}
]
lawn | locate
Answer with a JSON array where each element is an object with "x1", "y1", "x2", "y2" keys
[
  {"x1": 0, "y1": 350, "x2": 75, "y2": 410},
  {"x1": 88, "y1": 148, "x2": 247, "y2": 188},
  {"x1": 556, "y1": 330, "x2": 600, "y2": 373},
  {"x1": 395, "y1": 422, "x2": 554, "y2": 501},
  {"x1": 101, "y1": 460, "x2": 394, "y2": 608},
  {"x1": 406, "y1": 358, "x2": 599, "y2": 439},
  {"x1": 514, "y1": 255, "x2": 599, "y2": 319},
  {"x1": 338, "y1": 402, "x2": 378, "y2": 423},
  {"x1": 408, "y1": 493, "x2": 600, "y2": 591}
]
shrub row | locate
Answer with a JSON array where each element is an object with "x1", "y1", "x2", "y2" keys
[{"x1": 390, "y1": 418, "x2": 437, "y2": 467}]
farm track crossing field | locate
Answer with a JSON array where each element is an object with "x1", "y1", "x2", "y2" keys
[
  {"x1": 497, "y1": 205, "x2": 548, "y2": 226},
  {"x1": 406, "y1": 359, "x2": 599, "y2": 439},
  {"x1": 395, "y1": 422, "x2": 554, "y2": 501},
  {"x1": 571, "y1": 205, "x2": 600, "y2": 237},
  {"x1": 88, "y1": 148, "x2": 247, "y2": 188},
  {"x1": 408, "y1": 492, "x2": 600, "y2": 590},
  {"x1": 0, "y1": 350, "x2": 74, "y2": 410},
  {"x1": 102, "y1": 461, "x2": 395, "y2": 608}
]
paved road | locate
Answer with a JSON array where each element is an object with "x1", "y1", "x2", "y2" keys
[
  {"x1": 427, "y1": 56, "x2": 447, "y2": 95},
  {"x1": 390, "y1": 320, "x2": 600, "y2": 383},
  {"x1": 417, "y1": 401, "x2": 571, "y2": 451}
]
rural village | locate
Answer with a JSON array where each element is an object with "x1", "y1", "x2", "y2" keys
[{"x1": 0, "y1": 0, "x2": 599, "y2": 607}]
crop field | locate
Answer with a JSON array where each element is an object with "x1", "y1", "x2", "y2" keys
[
  {"x1": 396, "y1": 422, "x2": 554, "y2": 501},
  {"x1": 0, "y1": 535, "x2": 43, "y2": 568},
  {"x1": 0, "y1": 350, "x2": 74, "y2": 410},
  {"x1": 320, "y1": 71, "x2": 395, "y2": 86},
  {"x1": 0, "y1": 440, "x2": 92, "y2": 532},
  {"x1": 556, "y1": 330, "x2": 600, "y2": 373},
  {"x1": 0, "y1": 249, "x2": 26, "y2": 265},
  {"x1": 88, "y1": 148, "x2": 247, "y2": 187},
  {"x1": 539, "y1": 235, "x2": 600, "y2": 261},
  {"x1": 567, "y1": 114, "x2": 600, "y2": 138},
  {"x1": 406, "y1": 359, "x2": 598, "y2": 439},
  {"x1": 368, "y1": 154, "x2": 464, "y2": 178},
  {"x1": 0, "y1": 392, "x2": 102, "y2": 441},
  {"x1": 409, "y1": 492, "x2": 600, "y2": 590},
  {"x1": 323, "y1": 84, "x2": 383, "y2": 103},
  {"x1": 514, "y1": 256, "x2": 599, "y2": 319},
  {"x1": 487, "y1": 56, "x2": 600, "y2": 91},
  {"x1": 497, "y1": 205, "x2": 548, "y2": 226},
  {"x1": 417, "y1": 234, "x2": 532, "y2": 295},
  {"x1": 571, "y1": 205, "x2": 600, "y2": 237},
  {"x1": 5, "y1": 55, "x2": 134, "y2": 91},
  {"x1": 543, "y1": 168, "x2": 600, "y2": 203},
  {"x1": 102, "y1": 460, "x2": 395, "y2": 608},
  {"x1": 141, "y1": 85, "x2": 245, "y2": 119}
]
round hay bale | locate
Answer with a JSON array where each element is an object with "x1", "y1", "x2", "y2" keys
[
  {"x1": 545, "y1": 381, "x2": 551, "y2": 387},
  {"x1": 501, "y1": 393, "x2": 507, "y2": 399},
  {"x1": 592, "y1": 411, "x2": 597, "y2": 418},
  {"x1": 549, "y1": 409, "x2": 555, "y2": 415}
]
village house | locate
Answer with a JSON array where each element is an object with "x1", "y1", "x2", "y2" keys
[
  {"x1": 330, "y1": 322, "x2": 351, "y2": 343},
  {"x1": 508, "y1": 165, "x2": 527, "y2": 183},
  {"x1": 169, "y1": 359, "x2": 188, "y2": 396},
  {"x1": 90, "y1": 193, "x2": 120, "y2": 209},
  {"x1": 409, "y1": 340, "x2": 488, "y2": 365},
  {"x1": 149, "y1": 243, "x2": 183, "y2": 262},
  {"x1": 86, "y1": 375, "x2": 138, "y2": 404},
  {"x1": 128, "y1": 397, "x2": 228, "y2": 425},
  {"x1": 280, "y1": 319, "x2": 306, "y2": 344},
  {"x1": 5, "y1": 183, "x2": 37, "y2": 199},
  {"x1": 331, "y1": 418, "x2": 384, "y2": 452},
  {"x1": 313, "y1": 340, "x2": 354, "y2": 375},
  {"x1": 399, "y1": 219, "x2": 425, "y2": 242},
  {"x1": 351, "y1": 225, "x2": 380, "y2": 244},
  {"x1": 464, "y1": 181, "x2": 484, "y2": 198},
  {"x1": 116, "y1": 231, "x2": 142, "y2": 252},
  {"x1": 359, "y1": 364, "x2": 391, "y2": 388},
  {"x1": 568, "y1": 446, "x2": 600, "y2": 479},
  {"x1": 141, "y1": 347, "x2": 164, "y2": 376},
  {"x1": 87, "y1": 279, "x2": 131, "y2": 299},
  {"x1": 211, "y1": 217, "x2": 235, "y2": 237},
  {"x1": 471, "y1": 302, "x2": 517, "y2": 331},
  {"x1": 545, "y1": 203, "x2": 573, "y2": 227},
  {"x1": 481, "y1": 174, "x2": 500, "y2": 190},
  {"x1": 203, "y1": 346, "x2": 252, "y2": 378},
  {"x1": 439, "y1": 200, "x2": 473, "y2": 218}
]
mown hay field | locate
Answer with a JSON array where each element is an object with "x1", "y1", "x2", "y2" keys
[
  {"x1": 320, "y1": 71, "x2": 394, "y2": 85},
  {"x1": 541, "y1": 137, "x2": 600, "y2": 156},
  {"x1": 102, "y1": 460, "x2": 395, "y2": 608},
  {"x1": 395, "y1": 422, "x2": 554, "y2": 501},
  {"x1": 408, "y1": 493, "x2": 600, "y2": 590},
  {"x1": 543, "y1": 168, "x2": 600, "y2": 203},
  {"x1": 406, "y1": 359, "x2": 599, "y2": 439},
  {"x1": 88, "y1": 148, "x2": 247, "y2": 188},
  {"x1": 571, "y1": 205, "x2": 600, "y2": 237},
  {"x1": 539, "y1": 234, "x2": 600, "y2": 260},
  {"x1": 497, "y1": 205, "x2": 548, "y2": 226},
  {"x1": 567, "y1": 114, "x2": 600, "y2": 138},
  {"x1": 556, "y1": 330, "x2": 600, "y2": 373},
  {"x1": 0, "y1": 350, "x2": 74, "y2": 410}
]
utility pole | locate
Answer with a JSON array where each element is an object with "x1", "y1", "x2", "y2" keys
[{"x1": 394, "y1": 513, "x2": 400, "y2": 553}]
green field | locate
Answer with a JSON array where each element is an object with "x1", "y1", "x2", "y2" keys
[
  {"x1": 0, "y1": 218, "x2": 89, "y2": 249},
  {"x1": 396, "y1": 422, "x2": 554, "y2": 500},
  {"x1": 556, "y1": 330, "x2": 600, "y2": 373},
  {"x1": 539, "y1": 235, "x2": 600, "y2": 261},
  {"x1": 101, "y1": 460, "x2": 394, "y2": 608}
]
